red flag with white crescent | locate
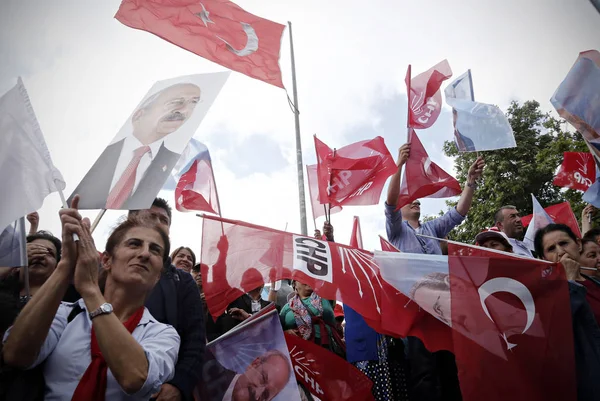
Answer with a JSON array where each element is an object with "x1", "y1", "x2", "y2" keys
[
  {"x1": 448, "y1": 244, "x2": 576, "y2": 401},
  {"x1": 115, "y1": 0, "x2": 285, "y2": 88},
  {"x1": 520, "y1": 201, "x2": 581, "y2": 238}
]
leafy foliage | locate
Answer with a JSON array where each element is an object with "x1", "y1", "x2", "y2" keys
[{"x1": 441, "y1": 100, "x2": 592, "y2": 243}]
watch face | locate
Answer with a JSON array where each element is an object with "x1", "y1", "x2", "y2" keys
[{"x1": 101, "y1": 303, "x2": 113, "y2": 313}]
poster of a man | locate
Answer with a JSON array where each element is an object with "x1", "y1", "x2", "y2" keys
[{"x1": 68, "y1": 71, "x2": 229, "y2": 210}]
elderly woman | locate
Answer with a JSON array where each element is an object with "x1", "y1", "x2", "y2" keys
[
  {"x1": 170, "y1": 246, "x2": 196, "y2": 273},
  {"x1": 280, "y1": 281, "x2": 342, "y2": 355},
  {"x1": 2, "y1": 196, "x2": 180, "y2": 400},
  {"x1": 534, "y1": 223, "x2": 600, "y2": 401}
]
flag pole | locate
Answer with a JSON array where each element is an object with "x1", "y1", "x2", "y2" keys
[
  {"x1": 90, "y1": 209, "x2": 106, "y2": 234},
  {"x1": 288, "y1": 21, "x2": 308, "y2": 236},
  {"x1": 406, "y1": 64, "x2": 412, "y2": 143},
  {"x1": 467, "y1": 69, "x2": 481, "y2": 159},
  {"x1": 208, "y1": 160, "x2": 225, "y2": 235},
  {"x1": 18, "y1": 216, "x2": 30, "y2": 299}
]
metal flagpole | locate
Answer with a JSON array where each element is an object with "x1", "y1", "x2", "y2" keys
[{"x1": 288, "y1": 21, "x2": 308, "y2": 236}]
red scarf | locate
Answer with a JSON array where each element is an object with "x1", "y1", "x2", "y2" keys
[{"x1": 71, "y1": 306, "x2": 145, "y2": 401}]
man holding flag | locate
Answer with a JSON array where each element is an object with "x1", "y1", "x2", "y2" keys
[{"x1": 384, "y1": 143, "x2": 484, "y2": 400}]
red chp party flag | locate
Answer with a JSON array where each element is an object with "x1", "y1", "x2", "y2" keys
[
  {"x1": 314, "y1": 135, "x2": 397, "y2": 208},
  {"x1": 174, "y1": 140, "x2": 220, "y2": 214},
  {"x1": 286, "y1": 333, "x2": 375, "y2": 401},
  {"x1": 407, "y1": 60, "x2": 453, "y2": 129},
  {"x1": 306, "y1": 164, "x2": 342, "y2": 220},
  {"x1": 115, "y1": 0, "x2": 285, "y2": 88},
  {"x1": 396, "y1": 129, "x2": 461, "y2": 210},
  {"x1": 349, "y1": 216, "x2": 363, "y2": 249},
  {"x1": 379, "y1": 235, "x2": 400, "y2": 252},
  {"x1": 520, "y1": 201, "x2": 581, "y2": 238},
  {"x1": 200, "y1": 215, "x2": 434, "y2": 341},
  {"x1": 553, "y1": 152, "x2": 595, "y2": 192},
  {"x1": 448, "y1": 244, "x2": 576, "y2": 401}
]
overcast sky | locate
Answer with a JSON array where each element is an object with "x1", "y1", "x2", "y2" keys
[{"x1": 1, "y1": 0, "x2": 599, "y2": 257}]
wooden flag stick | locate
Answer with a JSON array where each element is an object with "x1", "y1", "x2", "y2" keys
[
  {"x1": 56, "y1": 186, "x2": 79, "y2": 241},
  {"x1": 90, "y1": 209, "x2": 106, "y2": 234},
  {"x1": 18, "y1": 216, "x2": 30, "y2": 298}
]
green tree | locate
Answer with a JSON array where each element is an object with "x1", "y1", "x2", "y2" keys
[{"x1": 441, "y1": 100, "x2": 592, "y2": 243}]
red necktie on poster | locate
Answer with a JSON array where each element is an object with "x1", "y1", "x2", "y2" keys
[{"x1": 106, "y1": 146, "x2": 150, "y2": 209}]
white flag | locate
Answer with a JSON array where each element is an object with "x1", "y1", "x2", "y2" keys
[
  {"x1": 0, "y1": 78, "x2": 65, "y2": 231},
  {"x1": 445, "y1": 70, "x2": 516, "y2": 152},
  {"x1": 523, "y1": 194, "x2": 555, "y2": 251}
]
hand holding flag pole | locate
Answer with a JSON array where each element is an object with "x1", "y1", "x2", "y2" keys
[{"x1": 56, "y1": 184, "x2": 79, "y2": 242}]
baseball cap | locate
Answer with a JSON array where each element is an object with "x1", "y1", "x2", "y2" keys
[
  {"x1": 475, "y1": 227, "x2": 513, "y2": 250},
  {"x1": 334, "y1": 304, "x2": 344, "y2": 319}
]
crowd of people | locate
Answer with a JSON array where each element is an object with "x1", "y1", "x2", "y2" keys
[{"x1": 1, "y1": 140, "x2": 600, "y2": 401}]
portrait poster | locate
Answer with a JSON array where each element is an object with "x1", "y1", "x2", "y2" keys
[
  {"x1": 195, "y1": 310, "x2": 301, "y2": 401},
  {"x1": 68, "y1": 71, "x2": 230, "y2": 210}
]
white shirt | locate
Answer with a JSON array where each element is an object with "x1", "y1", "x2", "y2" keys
[
  {"x1": 110, "y1": 136, "x2": 166, "y2": 194},
  {"x1": 4, "y1": 299, "x2": 180, "y2": 401},
  {"x1": 508, "y1": 238, "x2": 534, "y2": 258},
  {"x1": 223, "y1": 374, "x2": 241, "y2": 401}
]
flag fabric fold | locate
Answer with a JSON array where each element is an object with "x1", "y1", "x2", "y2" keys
[
  {"x1": 171, "y1": 139, "x2": 220, "y2": 214},
  {"x1": 115, "y1": 0, "x2": 286, "y2": 88},
  {"x1": 520, "y1": 201, "x2": 581, "y2": 238},
  {"x1": 407, "y1": 60, "x2": 452, "y2": 129},
  {"x1": 396, "y1": 129, "x2": 461, "y2": 210},
  {"x1": 0, "y1": 218, "x2": 27, "y2": 268},
  {"x1": 553, "y1": 152, "x2": 595, "y2": 192},
  {"x1": 0, "y1": 78, "x2": 66, "y2": 231},
  {"x1": 448, "y1": 243, "x2": 576, "y2": 401},
  {"x1": 349, "y1": 216, "x2": 363, "y2": 249},
  {"x1": 200, "y1": 215, "x2": 443, "y2": 343},
  {"x1": 314, "y1": 135, "x2": 397, "y2": 208},
  {"x1": 523, "y1": 194, "x2": 555, "y2": 251},
  {"x1": 286, "y1": 333, "x2": 375, "y2": 401},
  {"x1": 379, "y1": 235, "x2": 400, "y2": 252},
  {"x1": 306, "y1": 164, "x2": 342, "y2": 220},
  {"x1": 445, "y1": 70, "x2": 515, "y2": 152}
]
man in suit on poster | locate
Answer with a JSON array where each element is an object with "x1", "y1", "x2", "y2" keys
[{"x1": 69, "y1": 82, "x2": 201, "y2": 209}]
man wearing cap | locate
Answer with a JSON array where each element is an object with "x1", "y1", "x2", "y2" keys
[
  {"x1": 493, "y1": 205, "x2": 533, "y2": 257},
  {"x1": 333, "y1": 304, "x2": 345, "y2": 338},
  {"x1": 475, "y1": 228, "x2": 513, "y2": 253}
]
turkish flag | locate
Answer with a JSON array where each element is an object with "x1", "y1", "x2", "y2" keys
[
  {"x1": 379, "y1": 235, "x2": 399, "y2": 252},
  {"x1": 349, "y1": 216, "x2": 363, "y2": 249},
  {"x1": 448, "y1": 244, "x2": 577, "y2": 401},
  {"x1": 407, "y1": 60, "x2": 453, "y2": 129},
  {"x1": 553, "y1": 152, "x2": 595, "y2": 192},
  {"x1": 396, "y1": 129, "x2": 461, "y2": 210},
  {"x1": 314, "y1": 135, "x2": 397, "y2": 208},
  {"x1": 175, "y1": 146, "x2": 220, "y2": 215},
  {"x1": 520, "y1": 201, "x2": 581, "y2": 238},
  {"x1": 200, "y1": 214, "x2": 445, "y2": 345},
  {"x1": 115, "y1": 0, "x2": 285, "y2": 88},
  {"x1": 286, "y1": 334, "x2": 375, "y2": 401}
]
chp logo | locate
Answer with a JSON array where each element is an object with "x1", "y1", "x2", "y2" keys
[{"x1": 292, "y1": 236, "x2": 333, "y2": 283}]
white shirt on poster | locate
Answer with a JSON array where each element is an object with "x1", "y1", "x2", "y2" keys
[{"x1": 110, "y1": 136, "x2": 166, "y2": 194}]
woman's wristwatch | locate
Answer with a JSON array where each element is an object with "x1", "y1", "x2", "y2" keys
[{"x1": 89, "y1": 303, "x2": 113, "y2": 320}]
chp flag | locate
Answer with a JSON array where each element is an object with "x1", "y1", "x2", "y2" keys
[
  {"x1": 395, "y1": 129, "x2": 461, "y2": 210},
  {"x1": 0, "y1": 78, "x2": 66, "y2": 232},
  {"x1": 444, "y1": 70, "x2": 515, "y2": 152},
  {"x1": 116, "y1": 0, "x2": 286, "y2": 88},
  {"x1": 306, "y1": 164, "x2": 342, "y2": 220},
  {"x1": 200, "y1": 215, "x2": 442, "y2": 341},
  {"x1": 314, "y1": 135, "x2": 397, "y2": 208},
  {"x1": 406, "y1": 60, "x2": 453, "y2": 129},
  {"x1": 553, "y1": 152, "x2": 595, "y2": 192}
]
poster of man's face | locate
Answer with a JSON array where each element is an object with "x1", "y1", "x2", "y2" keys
[{"x1": 68, "y1": 71, "x2": 229, "y2": 210}]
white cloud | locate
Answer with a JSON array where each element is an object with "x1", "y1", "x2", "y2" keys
[{"x1": 1, "y1": 0, "x2": 599, "y2": 256}]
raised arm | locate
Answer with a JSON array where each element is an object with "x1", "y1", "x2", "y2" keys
[
  {"x1": 582, "y1": 204, "x2": 595, "y2": 237},
  {"x1": 456, "y1": 156, "x2": 485, "y2": 217},
  {"x1": 386, "y1": 143, "x2": 411, "y2": 207},
  {"x1": 3, "y1": 200, "x2": 82, "y2": 367}
]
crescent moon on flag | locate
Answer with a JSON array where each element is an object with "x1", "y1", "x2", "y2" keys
[
  {"x1": 478, "y1": 277, "x2": 536, "y2": 350},
  {"x1": 216, "y1": 23, "x2": 259, "y2": 57}
]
